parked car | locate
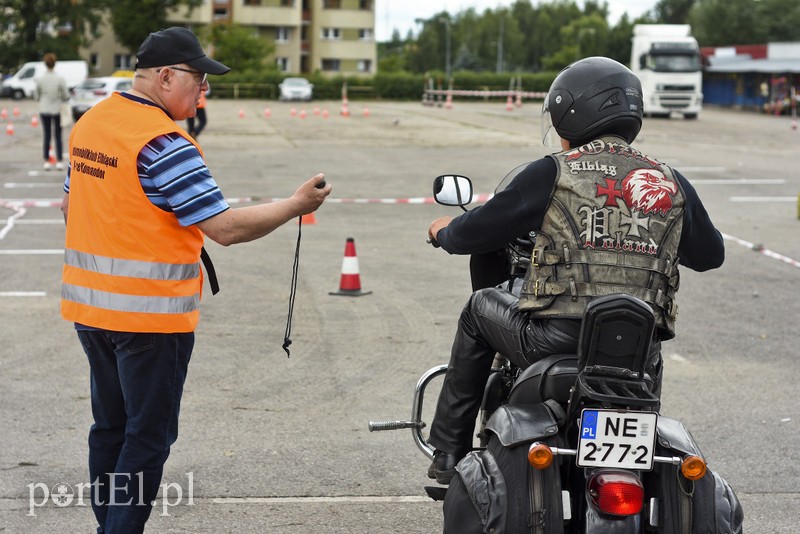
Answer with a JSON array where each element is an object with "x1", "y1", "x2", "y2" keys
[
  {"x1": 1, "y1": 60, "x2": 88, "y2": 99},
  {"x1": 278, "y1": 77, "x2": 313, "y2": 101},
  {"x1": 69, "y1": 76, "x2": 133, "y2": 121}
]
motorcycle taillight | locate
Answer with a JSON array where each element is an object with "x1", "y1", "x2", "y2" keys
[{"x1": 587, "y1": 471, "x2": 644, "y2": 516}]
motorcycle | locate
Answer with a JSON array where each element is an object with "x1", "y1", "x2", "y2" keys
[{"x1": 369, "y1": 171, "x2": 743, "y2": 533}]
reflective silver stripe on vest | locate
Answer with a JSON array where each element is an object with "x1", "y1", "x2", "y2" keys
[
  {"x1": 62, "y1": 284, "x2": 200, "y2": 314},
  {"x1": 65, "y1": 249, "x2": 200, "y2": 280}
]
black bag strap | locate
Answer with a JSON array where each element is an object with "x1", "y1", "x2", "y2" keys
[
  {"x1": 544, "y1": 398, "x2": 566, "y2": 426},
  {"x1": 200, "y1": 246, "x2": 219, "y2": 295}
]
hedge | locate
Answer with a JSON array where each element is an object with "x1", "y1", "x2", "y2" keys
[{"x1": 207, "y1": 70, "x2": 558, "y2": 101}]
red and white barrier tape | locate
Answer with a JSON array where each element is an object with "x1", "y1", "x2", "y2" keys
[
  {"x1": 0, "y1": 194, "x2": 496, "y2": 208},
  {"x1": 5, "y1": 198, "x2": 797, "y2": 269},
  {"x1": 721, "y1": 232, "x2": 800, "y2": 269}
]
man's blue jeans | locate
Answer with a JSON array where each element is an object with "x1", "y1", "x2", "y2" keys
[{"x1": 77, "y1": 330, "x2": 194, "y2": 534}]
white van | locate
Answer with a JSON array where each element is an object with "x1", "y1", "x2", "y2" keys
[{"x1": 1, "y1": 60, "x2": 88, "y2": 100}]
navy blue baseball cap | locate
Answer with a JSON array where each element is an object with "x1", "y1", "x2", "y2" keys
[{"x1": 135, "y1": 27, "x2": 230, "y2": 75}]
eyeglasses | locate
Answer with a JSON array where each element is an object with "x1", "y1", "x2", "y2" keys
[{"x1": 163, "y1": 66, "x2": 208, "y2": 86}]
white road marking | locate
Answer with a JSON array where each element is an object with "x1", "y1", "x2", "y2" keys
[
  {"x1": 679, "y1": 166, "x2": 727, "y2": 173},
  {"x1": 0, "y1": 249, "x2": 63, "y2": 255},
  {"x1": 691, "y1": 179, "x2": 785, "y2": 185},
  {"x1": 0, "y1": 291, "x2": 47, "y2": 297},
  {"x1": 4, "y1": 183, "x2": 62, "y2": 188},
  {"x1": 0, "y1": 219, "x2": 61, "y2": 224},
  {"x1": 729, "y1": 196, "x2": 796, "y2": 202}
]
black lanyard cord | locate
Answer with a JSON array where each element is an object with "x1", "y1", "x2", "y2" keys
[{"x1": 282, "y1": 215, "x2": 303, "y2": 357}]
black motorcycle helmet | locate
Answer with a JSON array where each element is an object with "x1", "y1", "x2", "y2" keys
[{"x1": 541, "y1": 56, "x2": 643, "y2": 148}]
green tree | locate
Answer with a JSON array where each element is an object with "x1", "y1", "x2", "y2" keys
[
  {"x1": 453, "y1": 43, "x2": 481, "y2": 71},
  {"x1": 404, "y1": 12, "x2": 449, "y2": 74},
  {"x1": 606, "y1": 14, "x2": 636, "y2": 66},
  {"x1": 652, "y1": 0, "x2": 696, "y2": 23},
  {"x1": 108, "y1": 0, "x2": 202, "y2": 53},
  {"x1": 377, "y1": 29, "x2": 407, "y2": 72},
  {"x1": 759, "y1": 0, "x2": 800, "y2": 42},
  {"x1": 203, "y1": 23, "x2": 274, "y2": 74},
  {"x1": 542, "y1": 12, "x2": 610, "y2": 70},
  {"x1": 0, "y1": 0, "x2": 108, "y2": 72},
  {"x1": 691, "y1": 0, "x2": 800, "y2": 46}
]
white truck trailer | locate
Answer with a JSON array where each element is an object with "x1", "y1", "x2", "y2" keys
[{"x1": 630, "y1": 24, "x2": 703, "y2": 119}]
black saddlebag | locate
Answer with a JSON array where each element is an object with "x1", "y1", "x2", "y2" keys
[
  {"x1": 650, "y1": 416, "x2": 744, "y2": 534},
  {"x1": 442, "y1": 402, "x2": 566, "y2": 534}
]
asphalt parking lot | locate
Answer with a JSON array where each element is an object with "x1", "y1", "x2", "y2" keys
[{"x1": 1, "y1": 96, "x2": 799, "y2": 533}]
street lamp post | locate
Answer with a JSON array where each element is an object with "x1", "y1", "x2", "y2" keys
[{"x1": 438, "y1": 17, "x2": 452, "y2": 81}]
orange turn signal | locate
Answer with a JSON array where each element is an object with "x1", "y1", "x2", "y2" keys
[
  {"x1": 528, "y1": 442, "x2": 554, "y2": 469},
  {"x1": 681, "y1": 455, "x2": 707, "y2": 480}
]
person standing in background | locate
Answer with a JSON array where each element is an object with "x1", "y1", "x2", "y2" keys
[
  {"x1": 186, "y1": 85, "x2": 208, "y2": 138},
  {"x1": 35, "y1": 53, "x2": 69, "y2": 170}
]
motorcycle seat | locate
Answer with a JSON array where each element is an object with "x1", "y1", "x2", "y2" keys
[{"x1": 508, "y1": 354, "x2": 578, "y2": 406}]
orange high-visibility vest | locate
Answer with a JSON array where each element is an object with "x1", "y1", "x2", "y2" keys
[{"x1": 62, "y1": 93, "x2": 206, "y2": 333}]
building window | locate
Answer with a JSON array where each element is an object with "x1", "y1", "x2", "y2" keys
[
  {"x1": 114, "y1": 54, "x2": 133, "y2": 70},
  {"x1": 276, "y1": 27, "x2": 289, "y2": 42},
  {"x1": 321, "y1": 27, "x2": 340, "y2": 40},
  {"x1": 89, "y1": 53, "x2": 100, "y2": 70},
  {"x1": 321, "y1": 58, "x2": 340, "y2": 72},
  {"x1": 323, "y1": 0, "x2": 340, "y2": 8},
  {"x1": 213, "y1": 7, "x2": 228, "y2": 20},
  {"x1": 360, "y1": 0, "x2": 372, "y2": 9},
  {"x1": 244, "y1": 0, "x2": 261, "y2": 5},
  {"x1": 357, "y1": 59, "x2": 372, "y2": 72},
  {"x1": 358, "y1": 28, "x2": 372, "y2": 41},
  {"x1": 281, "y1": 0, "x2": 294, "y2": 5},
  {"x1": 276, "y1": 57, "x2": 289, "y2": 72}
]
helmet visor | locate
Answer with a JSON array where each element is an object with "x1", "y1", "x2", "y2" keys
[{"x1": 540, "y1": 94, "x2": 561, "y2": 148}]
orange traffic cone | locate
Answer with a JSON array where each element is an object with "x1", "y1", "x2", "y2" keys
[
  {"x1": 301, "y1": 211, "x2": 317, "y2": 225},
  {"x1": 506, "y1": 94, "x2": 514, "y2": 111},
  {"x1": 329, "y1": 237, "x2": 371, "y2": 296},
  {"x1": 1, "y1": 108, "x2": 7, "y2": 120},
  {"x1": 6, "y1": 123, "x2": 14, "y2": 136},
  {"x1": 31, "y1": 115, "x2": 39, "y2": 127}
]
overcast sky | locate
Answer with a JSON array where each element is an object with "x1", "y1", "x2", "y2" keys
[{"x1": 375, "y1": 0, "x2": 658, "y2": 41}]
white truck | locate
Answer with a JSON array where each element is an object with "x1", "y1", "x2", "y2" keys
[
  {"x1": 630, "y1": 24, "x2": 702, "y2": 119},
  {"x1": 1, "y1": 60, "x2": 88, "y2": 100}
]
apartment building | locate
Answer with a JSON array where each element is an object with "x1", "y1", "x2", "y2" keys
[{"x1": 82, "y1": 0, "x2": 376, "y2": 77}]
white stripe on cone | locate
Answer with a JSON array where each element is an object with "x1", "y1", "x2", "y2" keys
[{"x1": 341, "y1": 256, "x2": 359, "y2": 274}]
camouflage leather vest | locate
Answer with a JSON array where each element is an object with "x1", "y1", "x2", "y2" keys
[{"x1": 518, "y1": 136, "x2": 686, "y2": 339}]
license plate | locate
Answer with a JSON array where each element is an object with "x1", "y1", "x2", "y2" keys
[{"x1": 576, "y1": 409, "x2": 658, "y2": 470}]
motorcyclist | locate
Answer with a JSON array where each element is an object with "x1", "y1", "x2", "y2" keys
[{"x1": 426, "y1": 56, "x2": 725, "y2": 485}]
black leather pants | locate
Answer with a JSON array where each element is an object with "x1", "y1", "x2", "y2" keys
[{"x1": 428, "y1": 287, "x2": 581, "y2": 456}]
